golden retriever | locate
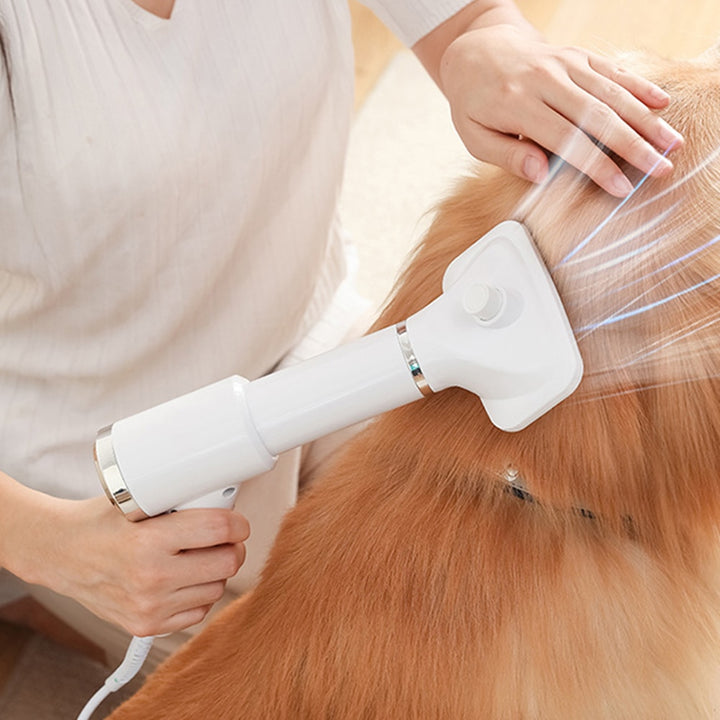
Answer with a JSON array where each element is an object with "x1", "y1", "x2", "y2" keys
[{"x1": 108, "y1": 46, "x2": 720, "y2": 719}]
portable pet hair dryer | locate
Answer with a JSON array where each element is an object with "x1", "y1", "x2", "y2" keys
[
  {"x1": 78, "y1": 220, "x2": 583, "y2": 719},
  {"x1": 94, "y1": 220, "x2": 583, "y2": 520}
]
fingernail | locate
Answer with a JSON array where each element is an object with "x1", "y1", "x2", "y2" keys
[
  {"x1": 611, "y1": 174, "x2": 634, "y2": 197},
  {"x1": 651, "y1": 153, "x2": 673, "y2": 174},
  {"x1": 658, "y1": 120, "x2": 684, "y2": 149},
  {"x1": 650, "y1": 86, "x2": 670, "y2": 104},
  {"x1": 522, "y1": 155, "x2": 545, "y2": 183}
]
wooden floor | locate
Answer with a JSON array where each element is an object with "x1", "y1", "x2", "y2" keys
[
  {"x1": 0, "y1": 622, "x2": 32, "y2": 693},
  {"x1": 2, "y1": 0, "x2": 720, "y2": 699}
]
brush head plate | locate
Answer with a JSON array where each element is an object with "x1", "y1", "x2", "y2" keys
[{"x1": 407, "y1": 220, "x2": 583, "y2": 431}]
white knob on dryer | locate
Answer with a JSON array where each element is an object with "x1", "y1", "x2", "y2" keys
[{"x1": 462, "y1": 282, "x2": 506, "y2": 324}]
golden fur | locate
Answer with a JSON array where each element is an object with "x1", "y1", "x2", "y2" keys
[{"x1": 109, "y1": 47, "x2": 720, "y2": 719}]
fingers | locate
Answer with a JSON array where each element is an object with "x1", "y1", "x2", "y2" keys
[
  {"x1": 118, "y1": 510, "x2": 249, "y2": 634},
  {"x1": 125, "y1": 581, "x2": 224, "y2": 637},
  {"x1": 586, "y1": 52, "x2": 670, "y2": 109},
  {"x1": 519, "y1": 90, "x2": 668, "y2": 196},
  {"x1": 564, "y1": 53, "x2": 684, "y2": 156},
  {"x1": 174, "y1": 542, "x2": 247, "y2": 586},
  {"x1": 117, "y1": 540, "x2": 247, "y2": 636},
  {"x1": 467, "y1": 73, "x2": 681, "y2": 196},
  {"x1": 154, "y1": 508, "x2": 251, "y2": 552},
  {"x1": 459, "y1": 102, "x2": 638, "y2": 197},
  {"x1": 556, "y1": 79, "x2": 673, "y2": 167},
  {"x1": 133, "y1": 513, "x2": 248, "y2": 595},
  {"x1": 539, "y1": 51, "x2": 684, "y2": 190},
  {"x1": 516, "y1": 53, "x2": 683, "y2": 195},
  {"x1": 462, "y1": 101, "x2": 655, "y2": 198},
  {"x1": 159, "y1": 606, "x2": 214, "y2": 636}
]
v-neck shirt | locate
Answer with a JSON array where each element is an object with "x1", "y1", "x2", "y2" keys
[{"x1": 0, "y1": 0, "x2": 472, "y2": 501}]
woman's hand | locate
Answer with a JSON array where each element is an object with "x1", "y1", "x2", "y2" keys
[
  {"x1": 1, "y1": 475, "x2": 249, "y2": 637},
  {"x1": 413, "y1": 1, "x2": 684, "y2": 196},
  {"x1": 439, "y1": 24, "x2": 683, "y2": 196}
]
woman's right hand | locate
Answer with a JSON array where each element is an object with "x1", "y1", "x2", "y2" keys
[{"x1": 0, "y1": 473, "x2": 250, "y2": 637}]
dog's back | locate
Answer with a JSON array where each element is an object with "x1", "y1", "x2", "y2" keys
[{"x1": 109, "y1": 47, "x2": 720, "y2": 719}]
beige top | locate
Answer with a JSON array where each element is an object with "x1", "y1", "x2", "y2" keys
[{"x1": 0, "y1": 0, "x2": 472, "y2": 592}]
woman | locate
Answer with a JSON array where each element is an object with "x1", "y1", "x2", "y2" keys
[{"x1": 0, "y1": 0, "x2": 680, "y2": 668}]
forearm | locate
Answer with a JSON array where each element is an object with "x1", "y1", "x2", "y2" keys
[
  {"x1": 412, "y1": 0, "x2": 537, "y2": 88},
  {"x1": 0, "y1": 470, "x2": 60, "y2": 584}
]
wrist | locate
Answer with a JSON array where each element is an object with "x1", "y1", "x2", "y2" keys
[{"x1": 415, "y1": 1, "x2": 543, "y2": 94}]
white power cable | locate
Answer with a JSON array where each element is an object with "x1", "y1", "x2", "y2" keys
[{"x1": 76, "y1": 635, "x2": 154, "y2": 720}]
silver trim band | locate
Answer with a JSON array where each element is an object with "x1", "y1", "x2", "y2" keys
[
  {"x1": 94, "y1": 425, "x2": 148, "y2": 522},
  {"x1": 395, "y1": 321, "x2": 432, "y2": 397}
]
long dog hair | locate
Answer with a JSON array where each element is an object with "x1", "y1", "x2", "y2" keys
[{"x1": 108, "y1": 46, "x2": 720, "y2": 719}]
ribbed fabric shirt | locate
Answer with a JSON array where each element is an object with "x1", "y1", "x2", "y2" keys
[{"x1": 0, "y1": 0, "x2": 472, "y2": 507}]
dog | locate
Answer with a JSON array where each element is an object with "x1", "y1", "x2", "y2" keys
[{"x1": 107, "y1": 46, "x2": 720, "y2": 719}]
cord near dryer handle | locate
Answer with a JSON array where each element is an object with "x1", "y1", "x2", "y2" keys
[{"x1": 94, "y1": 220, "x2": 583, "y2": 522}]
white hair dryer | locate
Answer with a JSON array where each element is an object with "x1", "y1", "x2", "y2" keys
[{"x1": 94, "y1": 221, "x2": 583, "y2": 519}]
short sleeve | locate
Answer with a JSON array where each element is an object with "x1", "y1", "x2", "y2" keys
[{"x1": 357, "y1": 0, "x2": 474, "y2": 46}]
